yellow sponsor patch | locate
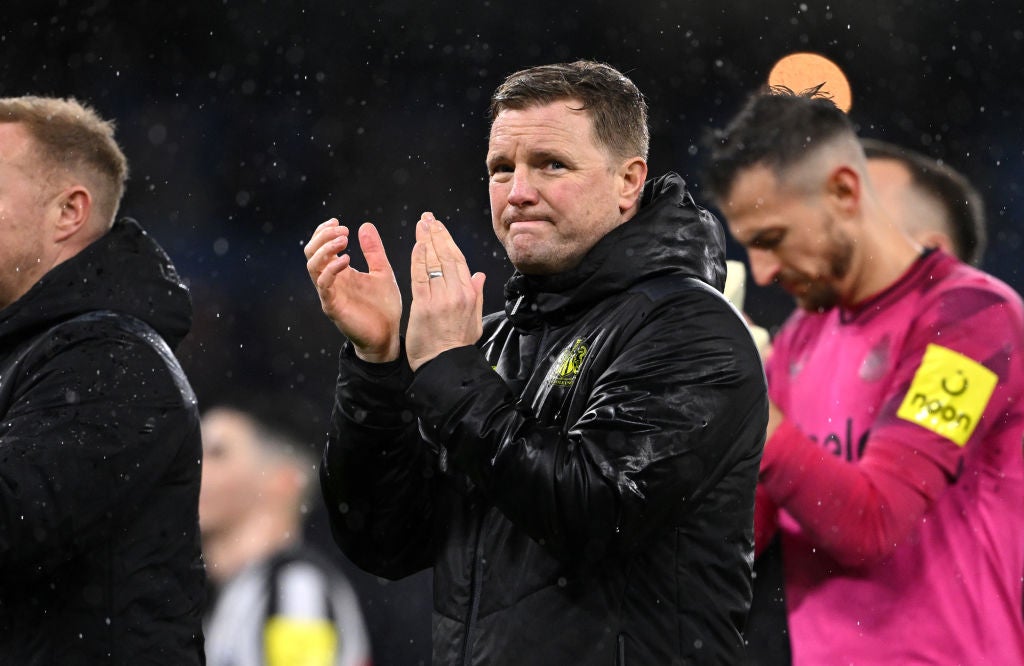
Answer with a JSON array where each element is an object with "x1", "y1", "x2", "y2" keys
[
  {"x1": 264, "y1": 616, "x2": 337, "y2": 666},
  {"x1": 896, "y1": 343, "x2": 997, "y2": 446}
]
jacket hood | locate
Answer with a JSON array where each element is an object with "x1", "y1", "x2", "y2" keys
[
  {"x1": 504, "y1": 172, "x2": 726, "y2": 328},
  {"x1": 0, "y1": 218, "x2": 193, "y2": 348}
]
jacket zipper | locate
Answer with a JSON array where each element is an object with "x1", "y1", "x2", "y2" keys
[
  {"x1": 509, "y1": 294, "x2": 526, "y2": 317},
  {"x1": 460, "y1": 510, "x2": 487, "y2": 666}
]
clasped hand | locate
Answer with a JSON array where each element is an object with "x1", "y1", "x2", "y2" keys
[{"x1": 304, "y1": 212, "x2": 486, "y2": 371}]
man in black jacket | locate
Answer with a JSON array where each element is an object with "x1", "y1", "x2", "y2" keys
[
  {"x1": 304, "y1": 61, "x2": 768, "y2": 665},
  {"x1": 0, "y1": 96, "x2": 205, "y2": 664}
]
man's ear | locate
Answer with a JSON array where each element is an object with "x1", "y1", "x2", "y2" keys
[
  {"x1": 54, "y1": 186, "x2": 93, "y2": 242},
  {"x1": 825, "y1": 165, "x2": 861, "y2": 218},
  {"x1": 617, "y1": 157, "x2": 648, "y2": 214}
]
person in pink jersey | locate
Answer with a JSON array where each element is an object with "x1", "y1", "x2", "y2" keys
[{"x1": 704, "y1": 88, "x2": 1024, "y2": 664}]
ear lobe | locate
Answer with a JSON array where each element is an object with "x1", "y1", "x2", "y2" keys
[
  {"x1": 618, "y1": 157, "x2": 648, "y2": 213},
  {"x1": 54, "y1": 187, "x2": 92, "y2": 242}
]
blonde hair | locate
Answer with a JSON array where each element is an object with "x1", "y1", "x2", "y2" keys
[{"x1": 0, "y1": 96, "x2": 128, "y2": 227}]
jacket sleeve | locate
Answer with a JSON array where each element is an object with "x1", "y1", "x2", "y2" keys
[
  {"x1": 0, "y1": 323, "x2": 198, "y2": 579},
  {"x1": 409, "y1": 286, "x2": 768, "y2": 563},
  {"x1": 319, "y1": 342, "x2": 439, "y2": 579}
]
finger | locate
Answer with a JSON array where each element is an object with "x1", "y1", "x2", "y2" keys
[
  {"x1": 316, "y1": 253, "x2": 352, "y2": 291},
  {"x1": 356, "y1": 222, "x2": 394, "y2": 278},
  {"x1": 304, "y1": 226, "x2": 348, "y2": 277},
  {"x1": 303, "y1": 218, "x2": 343, "y2": 259},
  {"x1": 471, "y1": 271, "x2": 487, "y2": 322},
  {"x1": 426, "y1": 214, "x2": 472, "y2": 286},
  {"x1": 410, "y1": 215, "x2": 435, "y2": 299},
  {"x1": 419, "y1": 213, "x2": 445, "y2": 282},
  {"x1": 306, "y1": 226, "x2": 351, "y2": 281}
]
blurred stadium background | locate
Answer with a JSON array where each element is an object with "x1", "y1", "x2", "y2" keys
[{"x1": 6, "y1": 2, "x2": 1022, "y2": 663}]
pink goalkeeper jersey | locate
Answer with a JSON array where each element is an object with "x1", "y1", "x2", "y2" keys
[{"x1": 766, "y1": 250, "x2": 1024, "y2": 664}]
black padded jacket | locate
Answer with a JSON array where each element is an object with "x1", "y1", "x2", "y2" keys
[
  {"x1": 321, "y1": 174, "x2": 768, "y2": 665},
  {"x1": 0, "y1": 219, "x2": 206, "y2": 665}
]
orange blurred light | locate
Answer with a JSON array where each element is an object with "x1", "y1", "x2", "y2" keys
[{"x1": 767, "y1": 52, "x2": 852, "y2": 113}]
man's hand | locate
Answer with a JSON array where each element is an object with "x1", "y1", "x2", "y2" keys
[
  {"x1": 304, "y1": 219, "x2": 403, "y2": 363},
  {"x1": 406, "y1": 212, "x2": 486, "y2": 371}
]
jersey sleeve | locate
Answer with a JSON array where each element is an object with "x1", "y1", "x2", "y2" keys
[
  {"x1": 761, "y1": 282, "x2": 1024, "y2": 567},
  {"x1": 871, "y1": 284, "x2": 1021, "y2": 468},
  {"x1": 753, "y1": 485, "x2": 779, "y2": 558}
]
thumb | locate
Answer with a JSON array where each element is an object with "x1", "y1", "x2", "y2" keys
[{"x1": 358, "y1": 222, "x2": 394, "y2": 275}]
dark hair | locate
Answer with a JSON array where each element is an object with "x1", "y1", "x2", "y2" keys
[
  {"x1": 0, "y1": 96, "x2": 128, "y2": 227},
  {"x1": 201, "y1": 401, "x2": 320, "y2": 509},
  {"x1": 703, "y1": 86, "x2": 855, "y2": 202},
  {"x1": 202, "y1": 392, "x2": 323, "y2": 468},
  {"x1": 489, "y1": 60, "x2": 649, "y2": 160},
  {"x1": 861, "y1": 138, "x2": 986, "y2": 266}
]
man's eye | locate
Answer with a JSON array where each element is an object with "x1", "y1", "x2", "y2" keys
[
  {"x1": 546, "y1": 161, "x2": 566, "y2": 170},
  {"x1": 752, "y1": 234, "x2": 783, "y2": 249},
  {"x1": 489, "y1": 164, "x2": 513, "y2": 176}
]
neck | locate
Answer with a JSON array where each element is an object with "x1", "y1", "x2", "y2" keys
[
  {"x1": 202, "y1": 513, "x2": 300, "y2": 585},
  {"x1": 842, "y1": 207, "x2": 923, "y2": 306}
]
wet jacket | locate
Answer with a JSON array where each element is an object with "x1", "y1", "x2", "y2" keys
[
  {"x1": 321, "y1": 174, "x2": 768, "y2": 665},
  {"x1": 0, "y1": 219, "x2": 206, "y2": 665}
]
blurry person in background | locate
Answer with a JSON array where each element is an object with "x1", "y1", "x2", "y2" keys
[
  {"x1": 863, "y1": 137, "x2": 987, "y2": 265},
  {"x1": 304, "y1": 60, "x2": 767, "y2": 664},
  {"x1": 0, "y1": 96, "x2": 205, "y2": 664},
  {"x1": 200, "y1": 404, "x2": 372, "y2": 666},
  {"x1": 705, "y1": 88, "x2": 1024, "y2": 664}
]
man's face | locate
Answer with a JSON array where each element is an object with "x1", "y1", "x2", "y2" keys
[
  {"x1": 720, "y1": 164, "x2": 853, "y2": 312},
  {"x1": 0, "y1": 123, "x2": 55, "y2": 310},
  {"x1": 486, "y1": 99, "x2": 630, "y2": 275},
  {"x1": 198, "y1": 409, "x2": 269, "y2": 537}
]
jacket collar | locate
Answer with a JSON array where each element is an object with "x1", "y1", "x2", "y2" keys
[
  {"x1": 504, "y1": 172, "x2": 725, "y2": 329},
  {"x1": 0, "y1": 218, "x2": 192, "y2": 349}
]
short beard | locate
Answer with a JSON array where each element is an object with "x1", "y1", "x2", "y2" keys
[
  {"x1": 795, "y1": 213, "x2": 854, "y2": 312},
  {"x1": 797, "y1": 282, "x2": 841, "y2": 312}
]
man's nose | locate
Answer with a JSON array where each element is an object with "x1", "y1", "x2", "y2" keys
[
  {"x1": 748, "y1": 249, "x2": 781, "y2": 286},
  {"x1": 508, "y1": 167, "x2": 539, "y2": 207}
]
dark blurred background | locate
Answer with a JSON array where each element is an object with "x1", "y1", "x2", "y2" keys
[{"x1": 6, "y1": 1, "x2": 1023, "y2": 663}]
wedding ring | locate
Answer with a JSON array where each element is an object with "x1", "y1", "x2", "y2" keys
[{"x1": 428, "y1": 270, "x2": 443, "y2": 279}]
